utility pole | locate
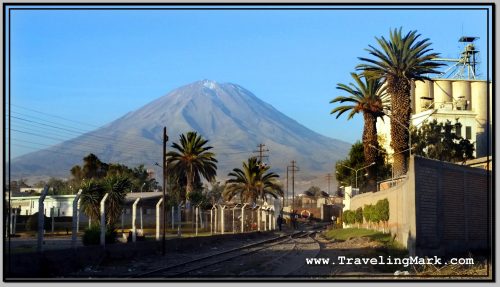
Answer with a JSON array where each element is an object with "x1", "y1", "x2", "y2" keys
[
  {"x1": 326, "y1": 173, "x2": 333, "y2": 195},
  {"x1": 289, "y1": 161, "x2": 299, "y2": 213},
  {"x1": 253, "y1": 143, "x2": 269, "y2": 163},
  {"x1": 285, "y1": 165, "x2": 289, "y2": 207},
  {"x1": 162, "y1": 127, "x2": 168, "y2": 256},
  {"x1": 254, "y1": 143, "x2": 269, "y2": 206}
]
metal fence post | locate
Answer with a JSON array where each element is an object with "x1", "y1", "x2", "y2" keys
[
  {"x1": 72, "y1": 189, "x2": 82, "y2": 249},
  {"x1": 76, "y1": 197, "x2": 81, "y2": 233},
  {"x1": 257, "y1": 206, "x2": 261, "y2": 231},
  {"x1": 37, "y1": 186, "x2": 49, "y2": 253},
  {"x1": 171, "y1": 206, "x2": 174, "y2": 230},
  {"x1": 51, "y1": 206, "x2": 55, "y2": 233},
  {"x1": 195, "y1": 206, "x2": 199, "y2": 236},
  {"x1": 13, "y1": 209, "x2": 17, "y2": 235},
  {"x1": 241, "y1": 203, "x2": 248, "y2": 233},
  {"x1": 156, "y1": 197, "x2": 163, "y2": 241},
  {"x1": 221, "y1": 205, "x2": 226, "y2": 234},
  {"x1": 132, "y1": 198, "x2": 140, "y2": 243},
  {"x1": 177, "y1": 203, "x2": 183, "y2": 237},
  {"x1": 140, "y1": 206, "x2": 143, "y2": 232},
  {"x1": 100, "y1": 193, "x2": 109, "y2": 247}
]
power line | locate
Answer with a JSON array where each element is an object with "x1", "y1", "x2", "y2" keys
[{"x1": 11, "y1": 104, "x2": 102, "y2": 128}]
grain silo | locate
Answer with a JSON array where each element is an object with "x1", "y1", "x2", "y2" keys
[
  {"x1": 471, "y1": 81, "x2": 488, "y2": 120},
  {"x1": 452, "y1": 80, "x2": 471, "y2": 110},
  {"x1": 433, "y1": 80, "x2": 453, "y2": 108},
  {"x1": 414, "y1": 80, "x2": 434, "y2": 113}
]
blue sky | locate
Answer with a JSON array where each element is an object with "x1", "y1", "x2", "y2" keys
[{"x1": 7, "y1": 5, "x2": 492, "y2": 158}]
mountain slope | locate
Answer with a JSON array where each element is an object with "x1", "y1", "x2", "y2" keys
[{"x1": 11, "y1": 80, "x2": 351, "y2": 181}]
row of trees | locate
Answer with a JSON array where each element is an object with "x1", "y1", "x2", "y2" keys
[
  {"x1": 71, "y1": 131, "x2": 284, "y2": 231},
  {"x1": 164, "y1": 131, "x2": 283, "y2": 207},
  {"x1": 343, "y1": 198, "x2": 389, "y2": 230},
  {"x1": 332, "y1": 28, "x2": 475, "y2": 192}
]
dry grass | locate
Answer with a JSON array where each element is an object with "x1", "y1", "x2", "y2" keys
[{"x1": 414, "y1": 258, "x2": 490, "y2": 279}]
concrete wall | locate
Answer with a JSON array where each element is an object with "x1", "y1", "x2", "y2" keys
[
  {"x1": 414, "y1": 156, "x2": 490, "y2": 256},
  {"x1": 347, "y1": 156, "x2": 490, "y2": 257},
  {"x1": 348, "y1": 157, "x2": 416, "y2": 254}
]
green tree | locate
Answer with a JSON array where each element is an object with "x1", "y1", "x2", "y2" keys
[
  {"x1": 343, "y1": 210, "x2": 355, "y2": 225},
  {"x1": 167, "y1": 131, "x2": 218, "y2": 202},
  {"x1": 79, "y1": 179, "x2": 105, "y2": 223},
  {"x1": 363, "y1": 204, "x2": 374, "y2": 227},
  {"x1": 411, "y1": 119, "x2": 475, "y2": 163},
  {"x1": 335, "y1": 141, "x2": 391, "y2": 192},
  {"x1": 223, "y1": 157, "x2": 284, "y2": 205},
  {"x1": 304, "y1": 186, "x2": 328, "y2": 198},
  {"x1": 375, "y1": 198, "x2": 390, "y2": 232},
  {"x1": 355, "y1": 207, "x2": 364, "y2": 227},
  {"x1": 101, "y1": 175, "x2": 131, "y2": 226},
  {"x1": 331, "y1": 72, "x2": 388, "y2": 192},
  {"x1": 357, "y1": 28, "x2": 443, "y2": 177}
]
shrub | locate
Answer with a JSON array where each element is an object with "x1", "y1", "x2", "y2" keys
[
  {"x1": 376, "y1": 198, "x2": 390, "y2": 222},
  {"x1": 343, "y1": 210, "x2": 355, "y2": 225},
  {"x1": 355, "y1": 207, "x2": 364, "y2": 225},
  {"x1": 363, "y1": 204, "x2": 374, "y2": 223},
  {"x1": 25, "y1": 212, "x2": 50, "y2": 232},
  {"x1": 82, "y1": 225, "x2": 117, "y2": 245}
]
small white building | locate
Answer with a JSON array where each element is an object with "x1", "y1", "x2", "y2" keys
[{"x1": 10, "y1": 195, "x2": 76, "y2": 217}]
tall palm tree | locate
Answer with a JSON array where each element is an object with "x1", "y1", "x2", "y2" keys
[
  {"x1": 167, "y1": 131, "x2": 218, "y2": 202},
  {"x1": 357, "y1": 27, "x2": 443, "y2": 176},
  {"x1": 331, "y1": 72, "x2": 388, "y2": 192},
  {"x1": 223, "y1": 157, "x2": 283, "y2": 205}
]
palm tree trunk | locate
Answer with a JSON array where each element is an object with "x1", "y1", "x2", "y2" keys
[
  {"x1": 363, "y1": 112, "x2": 378, "y2": 192},
  {"x1": 387, "y1": 76, "x2": 411, "y2": 177},
  {"x1": 186, "y1": 166, "x2": 193, "y2": 202}
]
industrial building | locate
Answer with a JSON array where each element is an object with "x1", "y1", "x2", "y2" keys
[{"x1": 377, "y1": 36, "x2": 492, "y2": 159}]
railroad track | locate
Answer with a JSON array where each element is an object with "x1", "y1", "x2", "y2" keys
[{"x1": 135, "y1": 231, "x2": 312, "y2": 278}]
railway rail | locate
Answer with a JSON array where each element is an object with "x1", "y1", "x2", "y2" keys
[{"x1": 135, "y1": 231, "x2": 316, "y2": 278}]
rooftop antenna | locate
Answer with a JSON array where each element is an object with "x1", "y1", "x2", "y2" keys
[{"x1": 433, "y1": 36, "x2": 480, "y2": 80}]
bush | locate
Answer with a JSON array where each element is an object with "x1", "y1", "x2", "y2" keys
[
  {"x1": 343, "y1": 210, "x2": 355, "y2": 225},
  {"x1": 25, "y1": 212, "x2": 50, "y2": 232},
  {"x1": 355, "y1": 207, "x2": 363, "y2": 225},
  {"x1": 376, "y1": 198, "x2": 389, "y2": 222},
  {"x1": 82, "y1": 225, "x2": 117, "y2": 245}
]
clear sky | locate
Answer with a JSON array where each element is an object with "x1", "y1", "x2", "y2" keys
[{"x1": 7, "y1": 5, "x2": 492, "y2": 158}]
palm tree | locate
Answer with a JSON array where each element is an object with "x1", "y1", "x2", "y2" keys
[
  {"x1": 357, "y1": 27, "x2": 443, "y2": 176},
  {"x1": 167, "y1": 131, "x2": 218, "y2": 202},
  {"x1": 223, "y1": 157, "x2": 283, "y2": 205},
  {"x1": 79, "y1": 179, "x2": 105, "y2": 225},
  {"x1": 101, "y1": 175, "x2": 131, "y2": 226},
  {"x1": 331, "y1": 72, "x2": 388, "y2": 192},
  {"x1": 79, "y1": 175, "x2": 130, "y2": 227}
]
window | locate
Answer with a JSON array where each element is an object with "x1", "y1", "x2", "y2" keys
[
  {"x1": 466, "y1": 126, "x2": 472, "y2": 140},
  {"x1": 455, "y1": 125, "x2": 462, "y2": 137}
]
